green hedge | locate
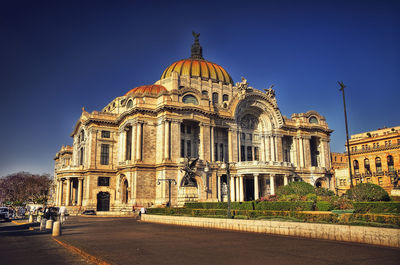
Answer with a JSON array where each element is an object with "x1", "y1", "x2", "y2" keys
[
  {"x1": 316, "y1": 201, "x2": 334, "y2": 211},
  {"x1": 185, "y1": 201, "x2": 313, "y2": 211},
  {"x1": 340, "y1": 213, "x2": 400, "y2": 226},
  {"x1": 185, "y1": 202, "x2": 254, "y2": 210},
  {"x1": 353, "y1": 202, "x2": 400, "y2": 214},
  {"x1": 255, "y1": 201, "x2": 314, "y2": 211}
]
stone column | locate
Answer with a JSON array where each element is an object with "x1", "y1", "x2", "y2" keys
[
  {"x1": 284, "y1": 174, "x2": 288, "y2": 186},
  {"x1": 270, "y1": 174, "x2": 275, "y2": 195},
  {"x1": 199, "y1": 124, "x2": 205, "y2": 161},
  {"x1": 237, "y1": 131, "x2": 241, "y2": 161},
  {"x1": 131, "y1": 123, "x2": 136, "y2": 161},
  {"x1": 171, "y1": 120, "x2": 181, "y2": 161},
  {"x1": 266, "y1": 135, "x2": 271, "y2": 161},
  {"x1": 136, "y1": 122, "x2": 142, "y2": 161},
  {"x1": 65, "y1": 178, "x2": 71, "y2": 206},
  {"x1": 118, "y1": 131, "x2": 123, "y2": 162},
  {"x1": 210, "y1": 126, "x2": 215, "y2": 162},
  {"x1": 320, "y1": 139, "x2": 326, "y2": 168},
  {"x1": 254, "y1": 174, "x2": 259, "y2": 200},
  {"x1": 122, "y1": 129, "x2": 127, "y2": 161},
  {"x1": 239, "y1": 175, "x2": 244, "y2": 201},
  {"x1": 261, "y1": 135, "x2": 266, "y2": 161},
  {"x1": 164, "y1": 121, "x2": 170, "y2": 160},
  {"x1": 299, "y1": 137, "x2": 305, "y2": 168},
  {"x1": 235, "y1": 175, "x2": 240, "y2": 202},
  {"x1": 217, "y1": 175, "x2": 221, "y2": 201},
  {"x1": 77, "y1": 178, "x2": 83, "y2": 206},
  {"x1": 304, "y1": 137, "x2": 311, "y2": 167},
  {"x1": 228, "y1": 129, "x2": 233, "y2": 162},
  {"x1": 59, "y1": 180, "x2": 64, "y2": 206},
  {"x1": 230, "y1": 175, "x2": 235, "y2": 201},
  {"x1": 270, "y1": 135, "x2": 275, "y2": 161}
]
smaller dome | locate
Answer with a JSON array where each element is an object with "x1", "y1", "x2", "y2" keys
[{"x1": 125, "y1": 85, "x2": 167, "y2": 96}]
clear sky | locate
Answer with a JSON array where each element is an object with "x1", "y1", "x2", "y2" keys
[{"x1": 1, "y1": 0, "x2": 399, "y2": 177}]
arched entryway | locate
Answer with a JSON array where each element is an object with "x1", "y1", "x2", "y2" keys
[
  {"x1": 97, "y1": 192, "x2": 110, "y2": 211},
  {"x1": 122, "y1": 179, "x2": 129, "y2": 204},
  {"x1": 315, "y1": 177, "x2": 327, "y2": 188}
]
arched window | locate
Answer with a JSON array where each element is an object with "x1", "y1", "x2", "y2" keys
[
  {"x1": 127, "y1": 100, "x2": 133, "y2": 109},
  {"x1": 182, "y1": 94, "x2": 199, "y2": 105},
  {"x1": 387, "y1": 155, "x2": 394, "y2": 172},
  {"x1": 309, "y1": 116, "x2": 318, "y2": 124},
  {"x1": 364, "y1": 158, "x2": 370, "y2": 173},
  {"x1": 202, "y1": 90, "x2": 208, "y2": 97},
  {"x1": 79, "y1": 147, "x2": 84, "y2": 165},
  {"x1": 223, "y1": 94, "x2": 229, "y2": 102},
  {"x1": 375, "y1": 157, "x2": 382, "y2": 172},
  {"x1": 212, "y1": 92, "x2": 219, "y2": 104},
  {"x1": 353, "y1": 160, "x2": 359, "y2": 174}
]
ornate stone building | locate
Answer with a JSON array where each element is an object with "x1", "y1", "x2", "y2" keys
[
  {"x1": 54, "y1": 35, "x2": 333, "y2": 211},
  {"x1": 335, "y1": 126, "x2": 400, "y2": 195}
]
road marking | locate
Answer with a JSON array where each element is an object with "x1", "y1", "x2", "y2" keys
[{"x1": 52, "y1": 237, "x2": 112, "y2": 265}]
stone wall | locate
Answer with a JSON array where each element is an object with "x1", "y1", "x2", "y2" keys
[{"x1": 141, "y1": 214, "x2": 400, "y2": 248}]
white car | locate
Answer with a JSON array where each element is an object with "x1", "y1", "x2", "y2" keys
[{"x1": 0, "y1": 207, "x2": 10, "y2": 221}]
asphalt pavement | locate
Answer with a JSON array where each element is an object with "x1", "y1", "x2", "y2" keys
[
  {"x1": 0, "y1": 219, "x2": 90, "y2": 265},
  {"x1": 55, "y1": 216, "x2": 400, "y2": 265}
]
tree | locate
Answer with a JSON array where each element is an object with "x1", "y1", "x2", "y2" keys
[
  {"x1": 346, "y1": 183, "x2": 390, "y2": 202},
  {"x1": 0, "y1": 172, "x2": 52, "y2": 205}
]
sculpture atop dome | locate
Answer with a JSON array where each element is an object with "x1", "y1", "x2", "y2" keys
[{"x1": 190, "y1": 31, "x2": 203, "y2": 59}]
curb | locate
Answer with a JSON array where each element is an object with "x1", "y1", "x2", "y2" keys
[{"x1": 52, "y1": 237, "x2": 112, "y2": 265}]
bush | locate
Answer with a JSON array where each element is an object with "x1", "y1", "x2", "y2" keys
[
  {"x1": 315, "y1": 187, "x2": 335, "y2": 196},
  {"x1": 346, "y1": 183, "x2": 390, "y2": 202},
  {"x1": 340, "y1": 213, "x2": 400, "y2": 226},
  {"x1": 255, "y1": 201, "x2": 314, "y2": 211},
  {"x1": 353, "y1": 202, "x2": 400, "y2": 214},
  {"x1": 276, "y1": 182, "x2": 315, "y2": 197},
  {"x1": 316, "y1": 201, "x2": 334, "y2": 211},
  {"x1": 185, "y1": 202, "x2": 254, "y2": 210},
  {"x1": 332, "y1": 197, "x2": 353, "y2": 210}
]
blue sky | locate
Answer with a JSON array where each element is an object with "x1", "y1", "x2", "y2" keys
[{"x1": 0, "y1": 0, "x2": 399, "y2": 177}]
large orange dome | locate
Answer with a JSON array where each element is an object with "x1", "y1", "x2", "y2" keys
[
  {"x1": 160, "y1": 32, "x2": 233, "y2": 85},
  {"x1": 161, "y1": 59, "x2": 233, "y2": 85},
  {"x1": 125, "y1": 84, "x2": 167, "y2": 96}
]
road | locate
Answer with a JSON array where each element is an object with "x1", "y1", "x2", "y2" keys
[
  {"x1": 58, "y1": 216, "x2": 400, "y2": 265},
  {"x1": 0, "y1": 220, "x2": 90, "y2": 265}
]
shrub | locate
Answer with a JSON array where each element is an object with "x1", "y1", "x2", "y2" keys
[
  {"x1": 353, "y1": 202, "x2": 400, "y2": 214},
  {"x1": 276, "y1": 181, "x2": 315, "y2": 197},
  {"x1": 316, "y1": 201, "x2": 334, "y2": 211},
  {"x1": 346, "y1": 183, "x2": 390, "y2": 202},
  {"x1": 185, "y1": 202, "x2": 254, "y2": 210},
  {"x1": 332, "y1": 197, "x2": 353, "y2": 210},
  {"x1": 315, "y1": 187, "x2": 335, "y2": 196},
  {"x1": 255, "y1": 201, "x2": 313, "y2": 211}
]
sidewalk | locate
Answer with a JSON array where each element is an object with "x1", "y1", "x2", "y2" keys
[{"x1": 55, "y1": 216, "x2": 400, "y2": 265}]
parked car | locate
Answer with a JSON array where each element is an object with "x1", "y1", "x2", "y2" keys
[
  {"x1": 0, "y1": 207, "x2": 10, "y2": 222},
  {"x1": 82, "y1": 210, "x2": 96, "y2": 215},
  {"x1": 44, "y1": 207, "x2": 60, "y2": 221}
]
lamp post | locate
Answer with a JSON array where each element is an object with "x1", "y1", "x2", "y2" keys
[
  {"x1": 220, "y1": 161, "x2": 231, "y2": 219},
  {"x1": 338, "y1": 81, "x2": 354, "y2": 188},
  {"x1": 157, "y1": 178, "x2": 177, "y2": 208}
]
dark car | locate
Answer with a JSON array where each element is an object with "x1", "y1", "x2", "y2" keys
[
  {"x1": 82, "y1": 210, "x2": 96, "y2": 215},
  {"x1": 44, "y1": 207, "x2": 60, "y2": 221}
]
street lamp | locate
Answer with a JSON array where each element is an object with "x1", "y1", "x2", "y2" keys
[
  {"x1": 220, "y1": 161, "x2": 232, "y2": 219},
  {"x1": 338, "y1": 81, "x2": 354, "y2": 188},
  {"x1": 157, "y1": 178, "x2": 177, "y2": 208}
]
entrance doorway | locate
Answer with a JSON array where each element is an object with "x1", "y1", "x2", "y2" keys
[
  {"x1": 245, "y1": 178, "x2": 254, "y2": 201},
  {"x1": 97, "y1": 192, "x2": 110, "y2": 211}
]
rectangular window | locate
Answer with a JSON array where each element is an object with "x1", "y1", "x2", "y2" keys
[
  {"x1": 101, "y1": 130, "x2": 110, "y2": 138},
  {"x1": 187, "y1": 140, "x2": 191, "y2": 157},
  {"x1": 100, "y1": 144, "x2": 109, "y2": 165},
  {"x1": 79, "y1": 147, "x2": 84, "y2": 165},
  {"x1": 181, "y1": 140, "x2": 185, "y2": 157},
  {"x1": 254, "y1": 147, "x2": 259, "y2": 161},
  {"x1": 181, "y1": 124, "x2": 185, "y2": 134},
  {"x1": 247, "y1": 146, "x2": 252, "y2": 161},
  {"x1": 241, "y1": 133, "x2": 245, "y2": 140},
  {"x1": 214, "y1": 143, "x2": 218, "y2": 161},
  {"x1": 98, "y1": 177, "x2": 110, "y2": 186},
  {"x1": 240, "y1": 145, "x2": 245, "y2": 161},
  {"x1": 187, "y1": 126, "x2": 191, "y2": 134},
  {"x1": 378, "y1": 177, "x2": 383, "y2": 186},
  {"x1": 220, "y1": 143, "x2": 224, "y2": 162}
]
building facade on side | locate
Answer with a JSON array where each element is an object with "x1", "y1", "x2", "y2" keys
[
  {"x1": 54, "y1": 36, "x2": 333, "y2": 211},
  {"x1": 339, "y1": 126, "x2": 400, "y2": 195}
]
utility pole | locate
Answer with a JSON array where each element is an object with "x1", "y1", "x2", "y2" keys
[{"x1": 338, "y1": 81, "x2": 354, "y2": 188}]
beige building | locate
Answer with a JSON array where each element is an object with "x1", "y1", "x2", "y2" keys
[
  {"x1": 335, "y1": 126, "x2": 400, "y2": 195},
  {"x1": 54, "y1": 35, "x2": 333, "y2": 211}
]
